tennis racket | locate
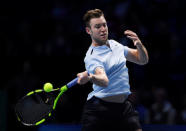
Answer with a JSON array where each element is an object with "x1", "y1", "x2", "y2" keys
[{"x1": 15, "y1": 77, "x2": 78, "y2": 126}]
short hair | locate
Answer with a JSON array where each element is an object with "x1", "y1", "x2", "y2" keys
[{"x1": 83, "y1": 9, "x2": 104, "y2": 27}]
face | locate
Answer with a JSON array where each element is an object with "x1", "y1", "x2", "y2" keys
[{"x1": 86, "y1": 16, "x2": 108, "y2": 45}]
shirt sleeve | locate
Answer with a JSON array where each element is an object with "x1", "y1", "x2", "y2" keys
[
  {"x1": 84, "y1": 56, "x2": 104, "y2": 74},
  {"x1": 124, "y1": 46, "x2": 130, "y2": 57}
]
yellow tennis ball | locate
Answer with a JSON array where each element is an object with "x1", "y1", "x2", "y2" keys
[{"x1": 43, "y1": 83, "x2": 53, "y2": 92}]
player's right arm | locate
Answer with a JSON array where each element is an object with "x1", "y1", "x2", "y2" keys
[
  {"x1": 89, "y1": 67, "x2": 109, "y2": 87},
  {"x1": 77, "y1": 67, "x2": 109, "y2": 87}
]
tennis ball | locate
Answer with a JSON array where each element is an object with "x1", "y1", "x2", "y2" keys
[{"x1": 43, "y1": 83, "x2": 53, "y2": 92}]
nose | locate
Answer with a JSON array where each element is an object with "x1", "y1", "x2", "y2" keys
[{"x1": 100, "y1": 25, "x2": 106, "y2": 32}]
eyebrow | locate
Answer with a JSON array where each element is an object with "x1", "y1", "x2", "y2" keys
[{"x1": 95, "y1": 23, "x2": 107, "y2": 26}]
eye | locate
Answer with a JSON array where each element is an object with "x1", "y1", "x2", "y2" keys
[
  {"x1": 103, "y1": 23, "x2": 107, "y2": 27},
  {"x1": 95, "y1": 24, "x2": 101, "y2": 29}
]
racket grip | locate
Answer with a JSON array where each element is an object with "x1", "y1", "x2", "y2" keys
[{"x1": 67, "y1": 77, "x2": 78, "y2": 88}]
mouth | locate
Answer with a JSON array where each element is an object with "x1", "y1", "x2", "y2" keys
[{"x1": 100, "y1": 33, "x2": 107, "y2": 38}]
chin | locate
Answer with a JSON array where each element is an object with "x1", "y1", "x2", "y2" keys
[
  {"x1": 103, "y1": 38, "x2": 108, "y2": 43},
  {"x1": 94, "y1": 38, "x2": 108, "y2": 45}
]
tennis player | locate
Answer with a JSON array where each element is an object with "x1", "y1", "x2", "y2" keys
[{"x1": 77, "y1": 9, "x2": 148, "y2": 131}]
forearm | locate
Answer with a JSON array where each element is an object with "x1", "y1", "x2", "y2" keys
[
  {"x1": 77, "y1": 69, "x2": 109, "y2": 87},
  {"x1": 136, "y1": 43, "x2": 149, "y2": 65},
  {"x1": 124, "y1": 30, "x2": 149, "y2": 65},
  {"x1": 89, "y1": 73, "x2": 109, "y2": 87}
]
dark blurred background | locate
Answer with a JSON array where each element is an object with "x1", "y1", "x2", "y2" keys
[{"x1": 0, "y1": 0, "x2": 186, "y2": 131}]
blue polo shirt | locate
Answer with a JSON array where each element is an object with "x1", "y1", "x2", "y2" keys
[{"x1": 84, "y1": 39, "x2": 131, "y2": 101}]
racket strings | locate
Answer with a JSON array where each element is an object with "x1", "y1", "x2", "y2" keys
[{"x1": 15, "y1": 92, "x2": 55, "y2": 124}]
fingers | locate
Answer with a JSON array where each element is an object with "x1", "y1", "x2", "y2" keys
[
  {"x1": 124, "y1": 30, "x2": 138, "y2": 37},
  {"x1": 126, "y1": 35, "x2": 138, "y2": 41},
  {"x1": 124, "y1": 30, "x2": 142, "y2": 46},
  {"x1": 77, "y1": 72, "x2": 89, "y2": 85},
  {"x1": 77, "y1": 73, "x2": 82, "y2": 84}
]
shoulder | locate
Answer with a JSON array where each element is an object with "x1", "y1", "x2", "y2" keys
[
  {"x1": 85, "y1": 46, "x2": 93, "y2": 56},
  {"x1": 84, "y1": 46, "x2": 103, "y2": 63},
  {"x1": 108, "y1": 39, "x2": 130, "y2": 51},
  {"x1": 108, "y1": 39, "x2": 121, "y2": 46},
  {"x1": 108, "y1": 39, "x2": 130, "y2": 56},
  {"x1": 108, "y1": 39, "x2": 126, "y2": 48}
]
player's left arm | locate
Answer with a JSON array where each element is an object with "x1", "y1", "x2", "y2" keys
[{"x1": 124, "y1": 30, "x2": 149, "y2": 65}]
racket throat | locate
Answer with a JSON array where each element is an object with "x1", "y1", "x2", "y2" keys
[{"x1": 53, "y1": 85, "x2": 68, "y2": 110}]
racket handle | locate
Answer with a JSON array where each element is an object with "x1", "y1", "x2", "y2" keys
[{"x1": 67, "y1": 77, "x2": 78, "y2": 88}]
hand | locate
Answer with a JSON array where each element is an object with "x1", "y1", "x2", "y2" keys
[
  {"x1": 124, "y1": 30, "x2": 142, "y2": 46},
  {"x1": 77, "y1": 71, "x2": 90, "y2": 85}
]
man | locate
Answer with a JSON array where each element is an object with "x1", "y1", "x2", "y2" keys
[{"x1": 77, "y1": 9, "x2": 148, "y2": 131}]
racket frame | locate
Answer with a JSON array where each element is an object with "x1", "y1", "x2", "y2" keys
[{"x1": 15, "y1": 77, "x2": 78, "y2": 126}]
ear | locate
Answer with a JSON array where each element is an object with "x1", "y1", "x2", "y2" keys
[{"x1": 86, "y1": 27, "x2": 92, "y2": 35}]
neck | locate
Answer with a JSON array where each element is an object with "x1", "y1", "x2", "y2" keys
[{"x1": 91, "y1": 40, "x2": 109, "y2": 47}]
